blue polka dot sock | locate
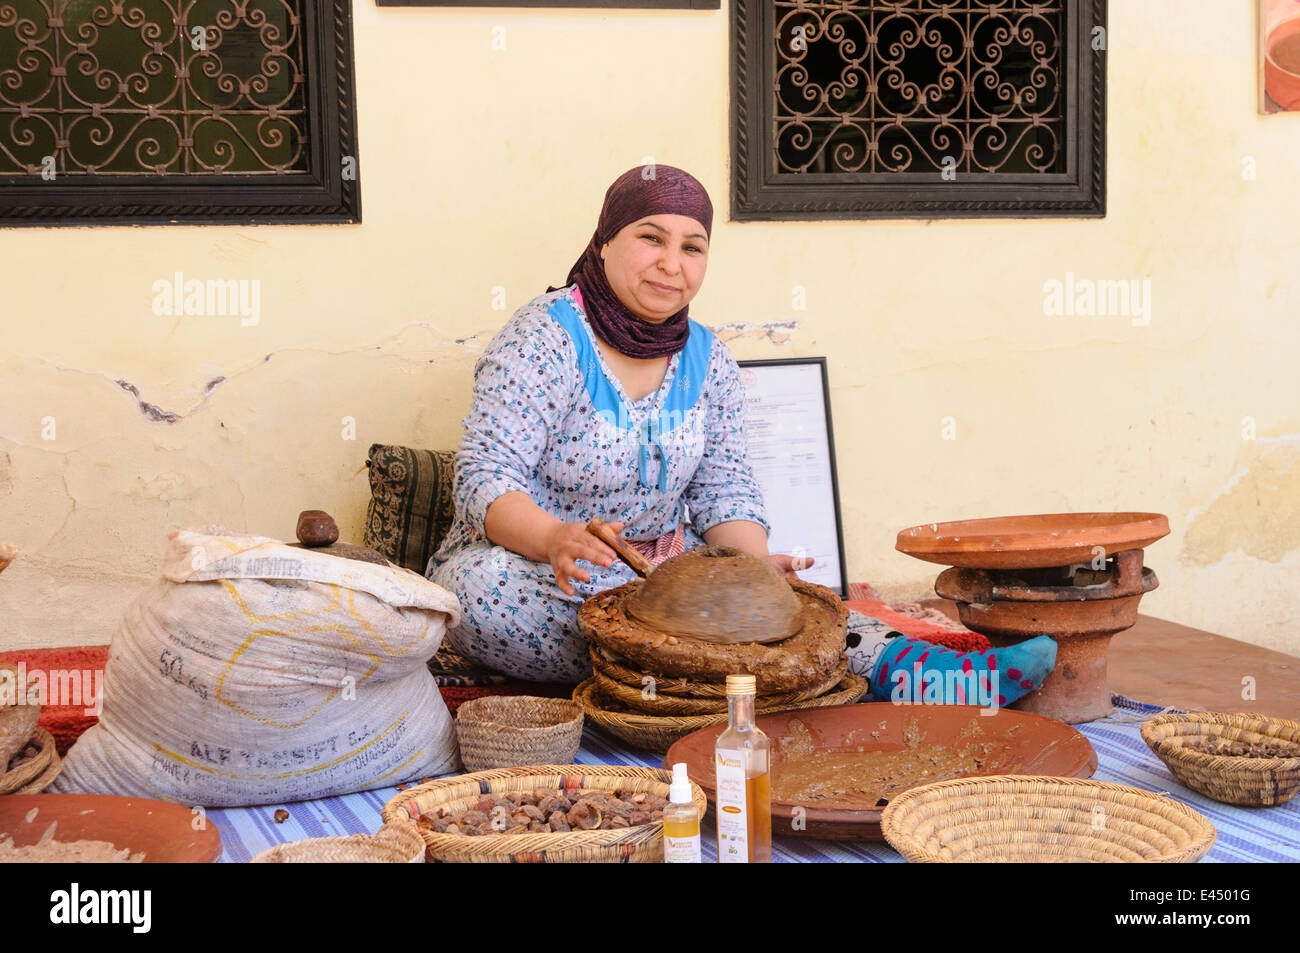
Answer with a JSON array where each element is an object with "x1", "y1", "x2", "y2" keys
[{"x1": 869, "y1": 634, "x2": 1058, "y2": 707}]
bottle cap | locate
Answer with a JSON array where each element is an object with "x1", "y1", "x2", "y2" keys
[
  {"x1": 726, "y1": 674, "x2": 757, "y2": 695},
  {"x1": 669, "y1": 762, "x2": 693, "y2": 804}
]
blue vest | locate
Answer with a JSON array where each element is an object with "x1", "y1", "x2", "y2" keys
[{"x1": 546, "y1": 294, "x2": 713, "y2": 493}]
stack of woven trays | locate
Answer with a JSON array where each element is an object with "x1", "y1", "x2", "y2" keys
[
  {"x1": 573, "y1": 563, "x2": 867, "y2": 753},
  {"x1": 575, "y1": 649, "x2": 867, "y2": 754}
]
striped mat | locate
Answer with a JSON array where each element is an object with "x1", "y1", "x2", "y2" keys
[{"x1": 209, "y1": 696, "x2": 1299, "y2": 863}]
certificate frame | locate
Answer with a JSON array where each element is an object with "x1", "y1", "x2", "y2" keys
[{"x1": 737, "y1": 357, "x2": 848, "y2": 598}]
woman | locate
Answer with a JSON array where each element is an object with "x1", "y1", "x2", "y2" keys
[
  {"x1": 429, "y1": 165, "x2": 1056, "y2": 703},
  {"x1": 427, "y1": 165, "x2": 801, "y2": 683}
]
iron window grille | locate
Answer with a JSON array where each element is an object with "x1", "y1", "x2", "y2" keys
[
  {"x1": 732, "y1": 0, "x2": 1107, "y2": 220},
  {"x1": 0, "y1": 0, "x2": 359, "y2": 225}
]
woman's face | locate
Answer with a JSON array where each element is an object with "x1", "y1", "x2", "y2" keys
[{"x1": 601, "y1": 214, "x2": 709, "y2": 324}]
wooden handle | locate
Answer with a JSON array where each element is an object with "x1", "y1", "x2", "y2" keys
[{"x1": 585, "y1": 518, "x2": 653, "y2": 578}]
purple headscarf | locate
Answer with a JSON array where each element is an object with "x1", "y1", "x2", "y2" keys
[{"x1": 548, "y1": 164, "x2": 713, "y2": 360}]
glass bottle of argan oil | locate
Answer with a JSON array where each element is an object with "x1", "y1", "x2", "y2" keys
[
  {"x1": 662, "y1": 762, "x2": 701, "y2": 863},
  {"x1": 714, "y1": 674, "x2": 772, "y2": 863}
]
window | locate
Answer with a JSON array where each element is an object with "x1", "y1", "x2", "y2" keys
[
  {"x1": 731, "y1": 0, "x2": 1106, "y2": 219},
  {"x1": 0, "y1": 0, "x2": 359, "y2": 225}
]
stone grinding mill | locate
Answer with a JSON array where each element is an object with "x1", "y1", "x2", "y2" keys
[{"x1": 896, "y1": 513, "x2": 1170, "y2": 724}]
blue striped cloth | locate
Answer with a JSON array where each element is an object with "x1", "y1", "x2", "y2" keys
[{"x1": 209, "y1": 696, "x2": 1299, "y2": 863}]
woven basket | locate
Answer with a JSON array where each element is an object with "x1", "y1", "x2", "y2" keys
[
  {"x1": 591, "y1": 647, "x2": 847, "y2": 703},
  {"x1": 250, "y1": 822, "x2": 427, "y2": 863},
  {"x1": 382, "y1": 764, "x2": 708, "y2": 863},
  {"x1": 455, "y1": 696, "x2": 584, "y2": 772},
  {"x1": 592, "y1": 661, "x2": 849, "y2": 715},
  {"x1": 0, "y1": 727, "x2": 61, "y2": 796},
  {"x1": 880, "y1": 776, "x2": 1217, "y2": 863},
  {"x1": 1141, "y1": 712, "x2": 1300, "y2": 807},
  {"x1": 573, "y1": 673, "x2": 870, "y2": 754}
]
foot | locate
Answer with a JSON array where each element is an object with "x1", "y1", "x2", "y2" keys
[{"x1": 870, "y1": 635, "x2": 1058, "y2": 707}]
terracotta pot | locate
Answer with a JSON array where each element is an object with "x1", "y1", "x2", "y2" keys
[
  {"x1": 934, "y1": 550, "x2": 1160, "y2": 724},
  {"x1": 1266, "y1": 15, "x2": 1300, "y2": 110},
  {"x1": 896, "y1": 512, "x2": 1169, "y2": 570}
]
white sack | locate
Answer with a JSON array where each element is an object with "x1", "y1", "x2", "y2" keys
[{"x1": 54, "y1": 529, "x2": 461, "y2": 807}]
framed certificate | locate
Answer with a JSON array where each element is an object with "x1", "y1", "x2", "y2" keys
[{"x1": 736, "y1": 357, "x2": 847, "y2": 597}]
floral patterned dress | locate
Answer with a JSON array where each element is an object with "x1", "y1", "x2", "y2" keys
[{"x1": 426, "y1": 284, "x2": 769, "y2": 682}]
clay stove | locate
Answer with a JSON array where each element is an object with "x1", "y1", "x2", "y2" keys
[{"x1": 896, "y1": 513, "x2": 1170, "y2": 724}]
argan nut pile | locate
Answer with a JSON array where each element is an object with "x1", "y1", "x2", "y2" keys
[{"x1": 417, "y1": 788, "x2": 670, "y2": 836}]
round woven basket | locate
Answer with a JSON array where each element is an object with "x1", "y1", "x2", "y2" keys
[
  {"x1": 592, "y1": 661, "x2": 849, "y2": 715},
  {"x1": 250, "y1": 822, "x2": 427, "y2": 863},
  {"x1": 1140, "y1": 711, "x2": 1300, "y2": 807},
  {"x1": 455, "y1": 696, "x2": 584, "y2": 772},
  {"x1": 381, "y1": 764, "x2": 708, "y2": 863},
  {"x1": 880, "y1": 775, "x2": 1217, "y2": 863},
  {"x1": 0, "y1": 727, "x2": 61, "y2": 796},
  {"x1": 573, "y1": 673, "x2": 870, "y2": 754}
]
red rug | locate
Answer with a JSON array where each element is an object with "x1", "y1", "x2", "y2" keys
[
  {"x1": 0, "y1": 646, "x2": 575, "y2": 754},
  {"x1": 0, "y1": 646, "x2": 109, "y2": 757},
  {"x1": 844, "y1": 599, "x2": 990, "y2": 653}
]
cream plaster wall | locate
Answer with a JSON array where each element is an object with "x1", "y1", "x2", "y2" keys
[{"x1": 0, "y1": 1, "x2": 1296, "y2": 659}]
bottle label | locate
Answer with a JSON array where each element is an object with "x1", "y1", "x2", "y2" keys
[
  {"x1": 715, "y1": 748, "x2": 749, "y2": 863},
  {"x1": 664, "y1": 832, "x2": 701, "y2": 863}
]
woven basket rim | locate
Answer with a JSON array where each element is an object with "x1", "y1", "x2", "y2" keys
[
  {"x1": 455, "y1": 695, "x2": 584, "y2": 733},
  {"x1": 380, "y1": 764, "x2": 707, "y2": 856},
  {"x1": 250, "y1": 823, "x2": 426, "y2": 863},
  {"x1": 1141, "y1": 712, "x2": 1300, "y2": 768},
  {"x1": 14, "y1": 747, "x2": 63, "y2": 795},
  {"x1": 0, "y1": 726, "x2": 57, "y2": 795},
  {"x1": 591, "y1": 663, "x2": 850, "y2": 715},
  {"x1": 879, "y1": 774, "x2": 1217, "y2": 863},
  {"x1": 591, "y1": 648, "x2": 848, "y2": 708},
  {"x1": 574, "y1": 673, "x2": 868, "y2": 728}
]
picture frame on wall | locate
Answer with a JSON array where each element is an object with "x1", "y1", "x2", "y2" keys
[
  {"x1": 736, "y1": 357, "x2": 848, "y2": 598},
  {"x1": 1261, "y1": 0, "x2": 1300, "y2": 113}
]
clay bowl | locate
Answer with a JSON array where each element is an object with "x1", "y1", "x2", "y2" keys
[
  {"x1": 0, "y1": 794, "x2": 223, "y2": 863},
  {"x1": 1266, "y1": 15, "x2": 1300, "y2": 110},
  {"x1": 896, "y1": 512, "x2": 1170, "y2": 570},
  {"x1": 665, "y1": 702, "x2": 1096, "y2": 841}
]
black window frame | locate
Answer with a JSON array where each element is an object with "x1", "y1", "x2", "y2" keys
[
  {"x1": 0, "y1": 0, "x2": 360, "y2": 227},
  {"x1": 731, "y1": 0, "x2": 1107, "y2": 221},
  {"x1": 375, "y1": 1, "x2": 717, "y2": 7}
]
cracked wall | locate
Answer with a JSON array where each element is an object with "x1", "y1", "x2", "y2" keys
[{"x1": 1, "y1": 1, "x2": 1297, "y2": 659}]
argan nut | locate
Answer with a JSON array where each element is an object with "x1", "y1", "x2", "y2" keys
[
  {"x1": 273, "y1": 809, "x2": 290, "y2": 823},
  {"x1": 296, "y1": 510, "x2": 339, "y2": 547}
]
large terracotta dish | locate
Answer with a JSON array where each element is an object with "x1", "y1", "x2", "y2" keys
[
  {"x1": 0, "y1": 794, "x2": 223, "y2": 863},
  {"x1": 896, "y1": 512, "x2": 1170, "y2": 570},
  {"x1": 664, "y1": 703, "x2": 1097, "y2": 841}
]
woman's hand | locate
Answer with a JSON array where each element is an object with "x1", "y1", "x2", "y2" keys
[
  {"x1": 765, "y1": 552, "x2": 815, "y2": 580},
  {"x1": 545, "y1": 520, "x2": 626, "y2": 596},
  {"x1": 702, "y1": 521, "x2": 814, "y2": 580}
]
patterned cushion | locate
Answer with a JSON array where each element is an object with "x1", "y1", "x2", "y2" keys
[{"x1": 363, "y1": 444, "x2": 457, "y2": 574}]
